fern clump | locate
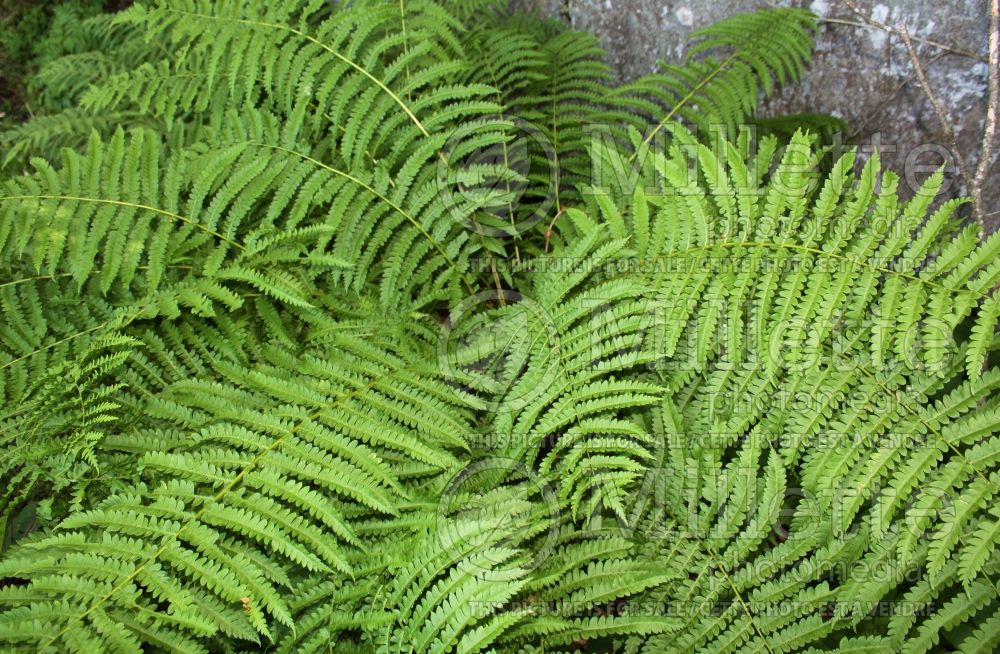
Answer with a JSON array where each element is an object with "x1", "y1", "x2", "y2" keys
[{"x1": 0, "y1": 1, "x2": 997, "y2": 653}]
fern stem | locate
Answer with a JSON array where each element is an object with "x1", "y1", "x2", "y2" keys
[
  {"x1": 632, "y1": 52, "x2": 738, "y2": 162},
  {"x1": 249, "y1": 142, "x2": 476, "y2": 295},
  {"x1": 163, "y1": 8, "x2": 431, "y2": 138},
  {"x1": 652, "y1": 240, "x2": 965, "y2": 295},
  {"x1": 0, "y1": 195, "x2": 244, "y2": 250}
]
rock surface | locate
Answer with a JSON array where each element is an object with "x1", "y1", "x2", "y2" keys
[{"x1": 511, "y1": 0, "x2": 998, "y2": 232}]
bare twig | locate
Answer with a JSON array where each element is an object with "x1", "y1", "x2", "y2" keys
[
  {"x1": 971, "y1": 0, "x2": 1000, "y2": 237},
  {"x1": 849, "y1": 52, "x2": 946, "y2": 138},
  {"x1": 841, "y1": 0, "x2": 989, "y2": 228},
  {"x1": 897, "y1": 28, "x2": 973, "y2": 198},
  {"x1": 818, "y1": 16, "x2": 987, "y2": 62},
  {"x1": 543, "y1": 207, "x2": 565, "y2": 254}
]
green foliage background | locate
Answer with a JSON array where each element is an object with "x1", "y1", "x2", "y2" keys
[
  {"x1": 0, "y1": 1, "x2": 116, "y2": 120},
  {"x1": 0, "y1": 1, "x2": 998, "y2": 653}
]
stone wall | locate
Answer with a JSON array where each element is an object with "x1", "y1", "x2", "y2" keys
[{"x1": 511, "y1": 0, "x2": 998, "y2": 231}]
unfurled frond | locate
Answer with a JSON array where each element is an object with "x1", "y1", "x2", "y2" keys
[
  {"x1": 611, "y1": 9, "x2": 816, "y2": 140},
  {"x1": 0, "y1": 328, "x2": 474, "y2": 650},
  {"x1": 3, "y1": 1, "x2": 996, "y2": 652},
  {"x1": 574, "y1": 128, "x2": 1000, "y2": 654}
]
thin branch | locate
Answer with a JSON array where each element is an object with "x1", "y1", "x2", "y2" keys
[
  {"x1": 971, "y1": 0, "x2": 1000, "y2": 238},
  {"x1": 897, "y1": 27, "x2": 973, "y2": 201},
  {"x1": 848, "y1": 52, "x2": 946, "y2": 138},
  {"x1": 818, "y1": 16, "x2": 987, "y2": 62},
  {"x1": 841, "y1": 0, "x2": 986, "y2": 228}
]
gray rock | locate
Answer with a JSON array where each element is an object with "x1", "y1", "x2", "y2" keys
[{"x1": 511, "y1": 0, "x2": 998, "y2": 232}]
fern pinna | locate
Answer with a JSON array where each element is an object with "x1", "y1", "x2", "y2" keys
[{"x1": 0, "y1": 1, "x2": 997, "y2": 653}]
